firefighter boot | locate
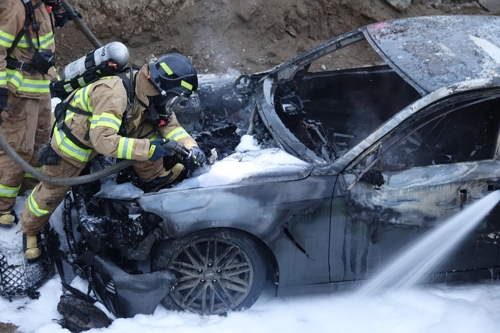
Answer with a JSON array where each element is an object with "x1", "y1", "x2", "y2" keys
[
  {"x1": 0, "y1": 210, "x2": 18, "y2": 227},
  {"x1": 23, "y1": 234, "x2": 42, "y2": 260},
  {"x1": 141, "y1": 163, "x2": 187, "y2": 193}
]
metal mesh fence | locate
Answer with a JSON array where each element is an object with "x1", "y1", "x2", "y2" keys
[{"x1": 0, "y1": 248, "x2": 55, "y2": 299}]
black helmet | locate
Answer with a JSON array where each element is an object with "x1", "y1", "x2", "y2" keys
[{"x1": 148, "y1": 53, "x2": 198, "y2": 98}]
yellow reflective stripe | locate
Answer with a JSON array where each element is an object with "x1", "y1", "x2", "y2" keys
[
  {"x1": 181, "y1": 80, "x2": 193, "y2": 91},
  {"x1": 165, "y1": 127, "x2": 190, "y2": 141},
  {"x1": 64, "y1": 83, "x2": 73, "y2": 93},
  {"x1": 17, "y1": 31, "x2": 54, "y2": 49},
  {"x1": 148, "y1": 145, "x2": 155, "y2": 159},
  {"x1": 90, "y1": 112, "x2": 121, "y2": 131},
  {"x1": 0, "y1": 184, "x2": 21, "y2": 198},
  {"x1": 77, "y1": 76, "x2": 86, "y2": 87},
  {"x1": 160, "y1": 62, "x2": 173, "y2": 75},
  {"x1": 27, "y1": 189, "x2": 50, "y2": 217},
  {"x1": 0, "y1": 71, "x2": 6, "y2": 85},
  {"x1": 81, "y1": 84, "x2": 92, "y2": 112},
  {"x1": 54, "y1": 128, "x2": 91, "y2": 162},
  {"x1": 0, "y1": 30, "x2": 15, "y2": 48},
  {"x1": 117, "y1": 137, "x2": 134, "y2": 159},
  {"x1": 64, "y1": 110, "x2": 75, "y2": 122},
  {"x1": 24, "y1": 167, "x2": 43, "y2": 179},
  {"x1": 73, "y1": 86, "x2": 91, "y2": 111},
  {"x1": 5, "y1": 69, "x2": 50, "y2": 93}
]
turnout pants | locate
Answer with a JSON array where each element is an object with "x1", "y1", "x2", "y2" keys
[
  {"x1": 21, "y1": 153, "x2": 165, "y2": 237},
  {"x1": 0, "y1": 93, "x2": 51, "y2": 212}
]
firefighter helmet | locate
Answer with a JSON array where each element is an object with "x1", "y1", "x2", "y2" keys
[{"x1": 148, "y1": 54, "x2": 198, "y2": 98}]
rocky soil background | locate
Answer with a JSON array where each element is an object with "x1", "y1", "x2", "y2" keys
[{"x1": 55, "y1": 0, "x2": 497, "y2": 76}]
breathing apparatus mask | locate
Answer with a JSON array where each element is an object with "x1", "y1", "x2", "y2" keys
[
  {"x1": 146, "y1": 53, "x2": 198, "y2": 127},
  {"x1": 149, "y1": 93, "x2": 184, "y2": 127}
]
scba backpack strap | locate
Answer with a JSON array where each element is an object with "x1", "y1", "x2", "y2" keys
[
  {"x1": 5, "y1": 0, "x2": 43, "y2": 74},
  {"x1": 50, "y1": 61, "x2": 125, "y2": 100},
  {"x1": 42, "y1": 68, "x2": 137, "y2": 158}
]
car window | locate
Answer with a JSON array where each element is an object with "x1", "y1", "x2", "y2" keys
[{"x1": 377, "y1": 96, "x2": 500, "y2": 171}]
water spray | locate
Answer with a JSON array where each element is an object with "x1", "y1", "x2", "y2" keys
[{"x1": 355, "y1": 190, "x2": 500, "y2": 298}]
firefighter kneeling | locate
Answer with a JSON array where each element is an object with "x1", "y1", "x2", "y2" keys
[{"x1": 20, "y1": 53, "x2": 206, "y2": 260}]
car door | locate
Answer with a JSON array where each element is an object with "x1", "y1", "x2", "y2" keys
[{"x1": 331, "y1": 91, "x2": 500, "y2": 282}]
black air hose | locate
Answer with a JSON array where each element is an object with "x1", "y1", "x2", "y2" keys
[
  {"x1": 0, "y1": 130, "x2": 135, "y2": 185},
  {"x1": 0, "y1": 130, "x2": 191, "y2": 186}
]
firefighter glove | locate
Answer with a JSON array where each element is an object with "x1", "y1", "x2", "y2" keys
[
  {"x1": 186, "y1": 147, "x2": 206, "y2": 166},
  {"x1": 0, "y1": 88, "x2": 8, "y2": 112},
  {"x1": 148, "y1": 138, "x2": 173, "y2": 162}
]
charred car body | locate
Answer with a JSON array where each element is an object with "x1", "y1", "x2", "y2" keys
[{"x1": 3, "y1": 15, "x2": 500, "y2": 320}]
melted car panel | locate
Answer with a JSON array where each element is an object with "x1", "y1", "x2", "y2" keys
[{"x1": 365, "y1": 16, "x2": 500, "y2": 95}]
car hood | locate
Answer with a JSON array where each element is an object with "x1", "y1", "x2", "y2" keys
[
  {"x1": 169, "y1": 148, "x2": 312, "y2": 190},
  {"x1": 365, "y1": 15, "x2": 500, "y2": 95}
]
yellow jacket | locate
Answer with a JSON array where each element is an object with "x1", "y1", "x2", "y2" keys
[
  {"x1": 51, "y1": 64, "x2": 198, "y2": 166},
  {"x1": 0, "y1": 0, "x2": 56, "y2": 98}
]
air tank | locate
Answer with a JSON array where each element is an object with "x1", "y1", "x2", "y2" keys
[{"x1": 60, "y1": 42, "x2": 130, "y2": 80}]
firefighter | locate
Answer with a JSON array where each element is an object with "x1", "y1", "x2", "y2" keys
[
  {"x1": 0, "y1": 0, "x2": 77, "y2": 227},
  {"x1": 20, "y1": 53, "x2": 206, "y2": 260}
]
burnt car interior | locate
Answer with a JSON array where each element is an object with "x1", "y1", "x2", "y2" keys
[
  {"x1": 347, "y1": 90, "x2": 500, "y2": 174},
  {"x1": 273, "y1": 64, "x2": 422, "y2": 162},
  {"x1": 376, "y1": 94, "x2": 500, "y2": 170}
]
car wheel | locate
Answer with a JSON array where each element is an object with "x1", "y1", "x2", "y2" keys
[{"x1": 151, "y1": 228, "x2": 266, "y2": 315}]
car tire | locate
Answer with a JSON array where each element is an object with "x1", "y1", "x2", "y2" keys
[{"x1": 151, "y1": 228, "x2": 266, "y2": 315}]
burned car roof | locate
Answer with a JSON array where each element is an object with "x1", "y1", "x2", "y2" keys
[{"x1": 365, "y1": 15, "x2": 500, "y2": 95}]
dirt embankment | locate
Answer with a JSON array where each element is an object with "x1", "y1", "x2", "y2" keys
[{"x1": 55, "y1": 0, "x2": 491, "y2": 75}]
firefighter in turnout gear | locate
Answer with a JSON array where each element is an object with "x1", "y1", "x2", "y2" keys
[
  {"x1": 0, "y1": 0, "x2": 76, "y2": 228},
  {"x1": 20, "y1": 53, "x2": 206, "y2": 260}
]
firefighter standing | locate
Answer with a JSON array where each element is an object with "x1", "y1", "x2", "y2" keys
[
  {"x1": 0, "y1": 0, "x2": 77, "y2": 227},
  {"x1": 20, "y1": 53, "x2": 206, "y2": 260}
]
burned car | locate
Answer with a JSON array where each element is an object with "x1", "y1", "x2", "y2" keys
[{"x1": 3, "y1": 15, "x2": 500, "y2": 321}]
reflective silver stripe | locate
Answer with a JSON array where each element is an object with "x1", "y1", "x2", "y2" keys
[
  {"x1": 0, "y1": 185, "x2": 21, "y2": 198},
  {"x1": 91, "y1": 116, "x2": 120, "y2": 130},
  {"x1": 56, "y1": 128, "x2": 91, "y2": 161},
  {"x1": 168, "y1": 129, "x2": 189, "y2": 141},
  {"x1": 28, "y1": 191, "x2": 50, "y2": 217},
  {"x1": 119, "y1": 138, "x2": 132, "y2": 158}
]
